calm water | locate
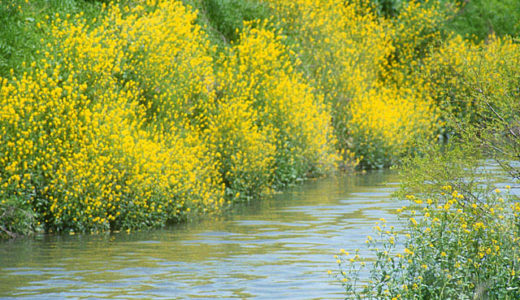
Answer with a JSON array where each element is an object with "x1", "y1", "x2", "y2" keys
[{"x1": 0, "y1": 171, "x2": 404, "y2": 299}]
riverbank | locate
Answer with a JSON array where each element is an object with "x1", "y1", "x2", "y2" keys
[
  {"x1": 1, "y1": 0, "x2": 519, "y2": 240},
  {"x1": 0, "y1": 170, "x2": 401, "y2": 298}
]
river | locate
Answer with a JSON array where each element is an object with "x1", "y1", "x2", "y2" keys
[{"x1": 0, "y1": 170, "x2": 403, "y2": 299}]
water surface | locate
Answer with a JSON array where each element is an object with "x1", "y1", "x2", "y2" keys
[{"x1": 0, "y1": 171, "x2": 403, "y2": 299}]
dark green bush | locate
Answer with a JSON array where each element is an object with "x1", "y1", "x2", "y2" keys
[
  {"x1": 199, "y1": 0, "x2": 270, "y2": 43},
  {"x1": 0, "y1": 197, "x2": 36, "y2": 239},
  {"x1": 446, "y1": 0, "x2": 520, "y2": 40}
]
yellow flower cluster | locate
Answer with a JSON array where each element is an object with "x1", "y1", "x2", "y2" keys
[
  {"x1": 265, "y1": 0, "x2": 391, "y2": 150},
  {"x1": 211, "y1": 21, "x2": 337, "y2": 193},
  {"x1": 266, "y1": 0, "x2": 440, "y2": 167},
  {"x1": 266, "y1": 0, "x2": 391, "y2": 98},
  {"x1": 347, "y1": 86, "x2": 437, "y2": 167},
  {"x1": 398, "y1": 187, "x2": 520, "y2": 293},
  {"x1": 0, "y1": 1, "x2": 225, "y2": 232},
  {"x1": 0, "y1": 0, "x2": 339, "y2": 232},
  {"x1": 337, "y1": 184, "x2": 520, "y2": 297},
  {"x1": 389, "y1": 0, "x2": 450, "y2": 77},
  {"x1": 418, "y1": 34, "x2": 520, "y2": 126}
]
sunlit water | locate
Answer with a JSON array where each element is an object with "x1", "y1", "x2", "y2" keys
[{"x1": 0, "y1": 171, "x2": 407, "y2": 299}]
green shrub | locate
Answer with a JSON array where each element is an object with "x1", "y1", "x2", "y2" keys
[
  {"x1": 0, "y1": 196, "x2": 36, "y2": 239},
  {"x1": 446, "y1": 0, "x2": 520, "y2": 40},
  {"x1": 198, "y1": 0, "x2": 270, "y2": 43},
  {"x1": 417, "y1": 35, "x2": 520, "y2": 138},
  {"x1": 334, "y1": 131, "x2": 520, "y2": 297}
]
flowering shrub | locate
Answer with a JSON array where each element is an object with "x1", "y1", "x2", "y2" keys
[
  {"x1": 1, "y1": 0, "x2": 517, "y2": 238},
  {"x1": 265, "y1": 0, "x2": 441, "y2": 168},
  {"x1": 211, "y1": 22, "x2": 338, "y2": 194},
  {"x1": 335, "y1": 83, "x2": 520, "y2": 298},
  {"x1": 265, "y1": 0, "x2": 391, "y2": 151},
  {"x1": 334, "y1": 183, "x2": 520, "y2": 298},
  {"x1": 418, "y1": 35, "x2": 520, "y2": 131},
  {"x1": 388, "y1": 0, "x2": 450, "y2": 77},
  {"x1": 0, "y1": 1, "x2": 226, "y2": 233},
  {"x1": 347, "y1": 87, "x2": 438, "y2": 168}
]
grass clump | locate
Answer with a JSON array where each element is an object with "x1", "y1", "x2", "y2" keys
[
  {"x1": 198, "y1": 0, "x2": 270, "y2": 43},
  {"x1": 446, "y1": 0, "x2": 520, "y2": 40}
]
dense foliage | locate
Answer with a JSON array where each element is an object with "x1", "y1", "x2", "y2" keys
[{"x1": 0, "y1": 0, "x2": 338, "y2": 237}]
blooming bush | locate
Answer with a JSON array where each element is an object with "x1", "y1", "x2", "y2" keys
[
  {"x1": 334, "y1": 69, "x2": 520, "y2": 297},
  {"x1": 1, "y1": 0, "x2": 517, "y2": 238},
  {"x1": 0, "y1": 1, "x2": 226, "y2": 233},
  {"x1": 265, "y1": 0, "x2": 442, "y2": 168},
  {"x1": 211, "y1": 22, "x2": 338, "y2": 194},
  {"x1": 334, "y1": 183, "x2": 520, "y2": 298},
  {"x1": 418, "y1": 35, "x2": 520, "y2": 132}
]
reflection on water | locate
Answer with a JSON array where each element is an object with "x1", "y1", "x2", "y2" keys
[{"x1": 0, "y1": 171, "x2": 404, "y2": 299}]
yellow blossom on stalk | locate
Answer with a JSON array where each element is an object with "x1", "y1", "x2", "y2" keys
[
  {"x1": 404, "y1": 248, "x2": 414, "y2": 256},
  {"x1": 473, "y1": 222, "x2": 485, "y2": 230}
]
